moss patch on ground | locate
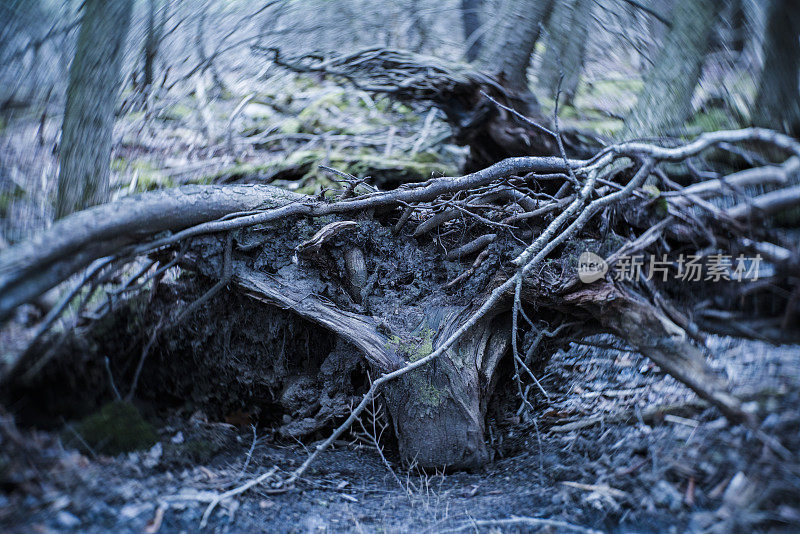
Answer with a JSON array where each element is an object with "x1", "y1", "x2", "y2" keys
[{"x1": 66, "y1": 401, "x2": 158, "y2": 456}]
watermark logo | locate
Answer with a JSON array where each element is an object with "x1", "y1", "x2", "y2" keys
[
  {"x1": 577, "y1": 251, "x2": 763, "y2": 283},
  {"x1": 577, "y1": 251, "x2": 608, "y2": 283}
]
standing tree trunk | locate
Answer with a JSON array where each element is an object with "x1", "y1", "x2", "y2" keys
[
  {"x1": 55, "y1": 0, "x2": 134, "y2": 219},
  {"x1": 478, "y1": 0, "x2": 554, "y2": 111},
  {"x1": 460, "y1": 0, "x2": 484, "y2": 62},
  {"x1": 142, "y1": 0, "x2": 166, "y2": 92},
  {"x1": 624, "y1": 0, "x2": 716, "y2": 138},
  {"x1": 751, "y1": 0, "x2": 800, "y2": 137},
  {"x1": 538, "y1": 0, "x2": 592, "y2": 105}
]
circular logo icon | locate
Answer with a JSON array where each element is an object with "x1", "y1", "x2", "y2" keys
[{"x1": 577, "y1": 251, "x2": 608, "y2": 283}]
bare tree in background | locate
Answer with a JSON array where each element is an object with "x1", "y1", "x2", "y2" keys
[
  {"x1": 142, "y1": 0, "x2": 167, "y2": 93},
  {"x1": 478, "y1": 0, "x2": 554, "y2": 106},
  {"x1": 751, "y1": 0, "x2": 800, "y2": 136},
  {"x1": 460, "y1": 0, "x2": 484, "y2": 62},
  {"x1": 624, "y1": 0, "x2": 717, "y2": 137},
  {"x1": 538, "y1": 0, "x2": 592, "y2": 105},
  {"x1": 56, "y1": 0, "x2": 134, "y2": 219}
]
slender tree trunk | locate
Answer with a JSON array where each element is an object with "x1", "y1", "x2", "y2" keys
[
  {"x1": 460, "y1": 0, "x2": 484, "y2": 62},
  {"x1": 728, "y1": 0, "x2": 746, "y2": 54},
  {"x1": 55, "y1": 0, "x2": 134, "y2": 219},
  {"x1": 142, "y1": 0, "x2": 166, "y2": 91},
  {"x1": 479, "y1": 0, "x2": 554, "y2": 100},
  {"x1": 624, "y1": 0, "x2": 716, "y2": 137},
  {"x1": 751, "y1": 0, "x2": 800, "y2": 137},
  {"x1": 538, "y1": 0, "x2": 592, "y2": 105}
]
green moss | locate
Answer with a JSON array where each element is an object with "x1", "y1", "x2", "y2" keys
[
  {"x1": 582, "y1": 78, "x2": 644, "y2": 99},
  {"x1": 247, "y1": 149, "x2": 454, "y2": 193},
  {"x1": 686, "y1": 107, "x2": 739, "y2": 133},
  {"x1": 416, "y1": 380, "x2": 443, "y2": 407},
  {"x1": 338, "y1": 154, "x2": 453, "y2": 182},
  {"x1": 643, "y1": 184, "x2": 660, "y2": 198},
  {"x1": 67, "y1": 401, "x2": 158, "y2": 456},
  {"x1": 279, "y1": 117, "x2": 303, "y2": 134},
  {"x1": 160, "y1": 102, "x2": 194, "y2": 121},
  {"x1": 386, "y1": 327, "x2": 435, "y2": 362},
  {"x1": 294, "y1": 75, "x2": 318, "y2": 91},
  {"x1": 0, "y1": 183, "x2": 25, "y2": 218},
  {"x1": 298, "y1": 90, "x2": 348, "y2": 117},
  {"x1": 113, "y1": 157, "x2": 172, "y2": 192},
  {"x1": 411, "y1": 150, "x2": 441, "y2": 164},
  {"x1": 111, "y1": 157, "x2": 127, "y2": 172}
]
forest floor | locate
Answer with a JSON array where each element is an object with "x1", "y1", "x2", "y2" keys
[{"x1": 3, "y1": 335, "x2": 799, "y2": 533}]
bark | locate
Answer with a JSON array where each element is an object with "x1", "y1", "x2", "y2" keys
[
  {"x1": 382, "y1": 311, "x2": 510, "y2": 469},
  {"x1": 0, "y1": 152, "x2": 578, "y2": 321},
  {"x1": 728, "y1": 0, "x2": 746, "y2": 54},
  {"x1": 624, "y1": 0, "x2": 716, "y2": 137},
  {"x1": 223, "y1": 254, "x2": 511, "y2": 468},
  {"x1": 0, "y1": 185, "x2": 303, "y2": 323},
  {"x1": 563, "y1": 284, "x2": 751, "y2": 424},
  {"x1": 538, "y1": 0, "x2": 592, "y2": 105},
  {"x1": 55, "y1": 0, "x2": 134, "y2": 219},
  {"x1": 751, "y1": 0, "x2": 800, "y2": 137},
  {"x1": 0, "y1": 182, "x2": 750, "y2": 468},
  {"x1": 478, "y1": 0, "x2": 554, "y2": 110},
  {"x1": 460, "y1": 0, "x2": 484, "y2": 62}
]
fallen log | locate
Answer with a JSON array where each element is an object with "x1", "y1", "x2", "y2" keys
[{"x1": 256, "y1": 46, "x2": 602, "y2": 171}]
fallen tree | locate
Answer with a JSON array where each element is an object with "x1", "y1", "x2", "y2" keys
[
  {"x1": 1, "y1": 128, "x2": 799, "y2": 471},
  {"x1": 255, "y1": 46, "x2": 602, "y2": 171}
]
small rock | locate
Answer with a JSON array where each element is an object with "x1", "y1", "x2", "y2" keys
[
  {"x1": 56, "y1": 510, "x2": 81, "y2": 528},
  {"x1": 143, "y1": 442, "x2": 163, "y2": 469},
  {"x1": 171, "y1": 431, "x2": 184, "y2": 444},
  {"x1": 722, "y1": 471, "x2": 750, "y2": 507},
  {"x1": 652, "y1": 480, "x2": 683, "y2": 511},
  {"x1": 761, "y1": 413, "x2": 780, "y2": 430},
  {"x1": 120, "y1": 502, "x2": 153, "y2": 519}
]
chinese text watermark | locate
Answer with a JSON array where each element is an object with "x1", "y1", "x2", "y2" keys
[{"x1": 577, "y1": 251, "x2": 763, "y2": 284}]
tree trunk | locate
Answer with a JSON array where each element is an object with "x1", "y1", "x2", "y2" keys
[
  {"x1": 624, "y1": 0, "x2": 716, "y2": 137},
  {"x1": 142, "y1": 0, "x2": 166, "y2": 91},
  {"x1": 751, "y1": 0, "x2": 800, "y2": 137},
  {"x1": 460, "y1": 0, "x2": 484, "y2": 62},
  {"x1": 478, "y1": 0, "x2": 554, "y2": 111},
  {"x1": 55, "y1": 0, "x2": 134, "y2": 219},
  {"x1": 538, "y1": 0, "x2": 592, "y2": 105}
]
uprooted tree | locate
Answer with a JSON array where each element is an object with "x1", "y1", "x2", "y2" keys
[
  {"x1": 2, "y1": 117, "x2": 799, "y2": 471},
  {"x1": 257, "y1": 47, "x2": 603, "y2": 172}
]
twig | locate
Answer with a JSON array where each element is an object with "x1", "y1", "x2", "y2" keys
[
  {"x1": 19, "y1": 257, "x2": 115, "y2": 381},
  {"x1": 62, "y1": 420, "x2": 97, "y2": 460},
  {"x1": 441, "y1": 515, "x2": 602, "y2": 534},
  {"x1": 172, "y1": 232, "x2": 233, "y2": 325},
  {"x1": 104, "y1": 357, "x2": 122, "y2": 401},
  {"x1": 232, "y1": 425, "x2": 258, "y2": 484},
  {"x1": 199, "y1": 466, "x2": 278, "y2": 528},
  {"x1": 126, "y1": 318, "x2": 163, "y2": 402}
]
